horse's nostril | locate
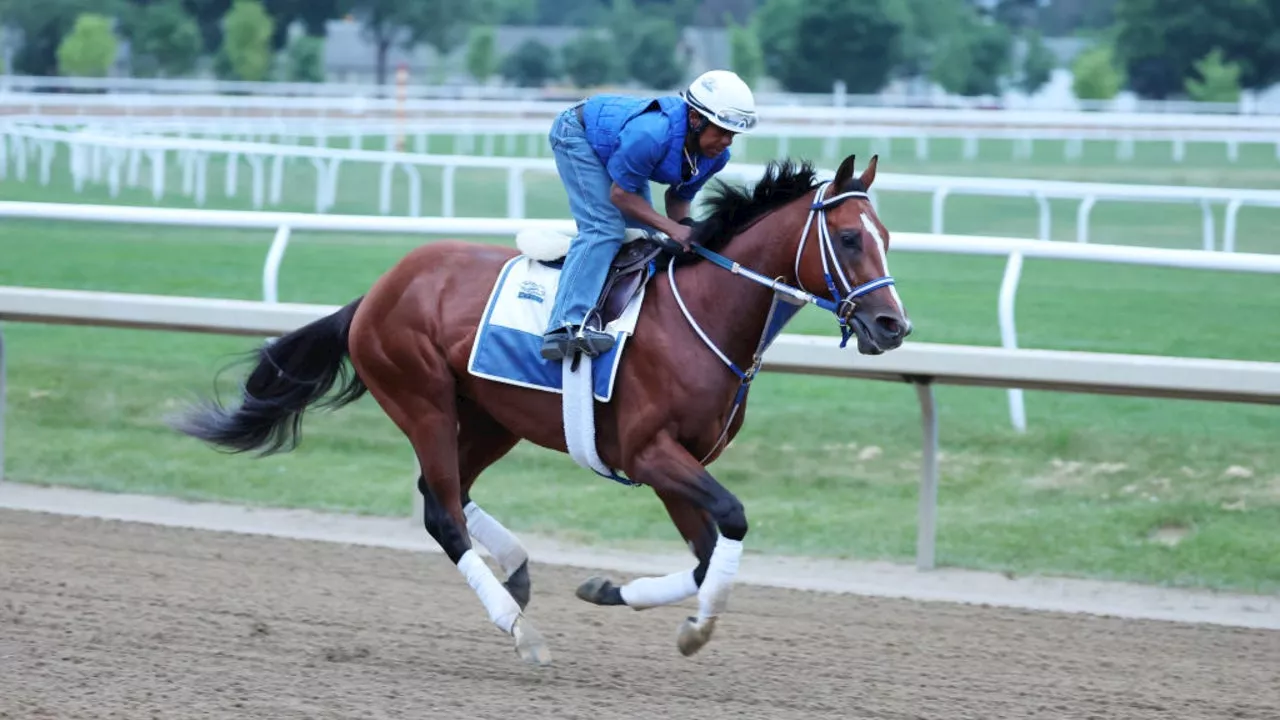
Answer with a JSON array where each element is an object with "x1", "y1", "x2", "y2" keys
[{"x1": 875, "y1": 314, "x2": 904, "y2": 339}]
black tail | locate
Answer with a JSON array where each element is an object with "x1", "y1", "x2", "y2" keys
[{"x1": 172, "y1": 298, "x2": 368, "y2": 456}]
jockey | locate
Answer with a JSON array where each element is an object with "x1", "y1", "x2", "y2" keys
[{"x1": 540, "y1": 69, "x2": 759, "y2": 362}]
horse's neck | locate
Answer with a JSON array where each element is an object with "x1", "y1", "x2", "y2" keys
[{"x1": 678, "y1": 202, "x2": 808, "y2": 369}]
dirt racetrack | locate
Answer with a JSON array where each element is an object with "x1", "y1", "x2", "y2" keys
[{"x1": 2, "y1": 508, "x2": 1277, "y2": 720}]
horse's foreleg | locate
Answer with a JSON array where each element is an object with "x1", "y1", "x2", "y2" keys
[
  {"x1": 633, "y1": 433, "x2": 748, "y2": 657},
  {"x1": 575, "y1": 494, "x2": 715, "y2": 610}
]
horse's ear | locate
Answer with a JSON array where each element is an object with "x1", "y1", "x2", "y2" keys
[
  {"x1": 859, "y1": 154, "x2": 879, "y2": 190},
  {"x1": 832, "y1": 153, "x2": 857, "y2": 191}
]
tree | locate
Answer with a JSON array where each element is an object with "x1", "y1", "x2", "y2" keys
[
  {"x1": 625, "y1": 16, "x2": 682, "y2": 90},
  {"x1": 500, "y1": 38, "x2": 556, "y2": 87},
  {"x1": 1071, "y1": 44, "x2": 1123, "y2": 100},
  {"x1": 121, "y1": 0, "x2": 201, "y2": 77},
  {"x1": 771, "y1": 0, "x2": 904, "y2": 94},
  {"x1": 219, "y1": 0, "x2": 274, "y2": 81},
  {"x1": 183, "y1": 0, "x2": 233, "y2": 54},
  {"x1": 1185, "y1": 48, "x2": 1242, "y2": 103},
  {"x1": 0, "y1": 0, "x2": 112, "y2": 75},
  {"x1": 349, "y1": 0, "x2": 423, "y2": 85},
  {"x1": 561, "y1": 30, "x2": 618, "y2": 88},
  {"x1": 727, "y1": 17, "x2": 762, "y2": 88},
  {"x1": 56, "y1": 12, "x2": 117, "y2": 76},
  {"x1": 1019, "y1": 29, "x2": 1056, "y2": 94},
  {"x1": 286, "y1": 34, "x2": 324, "y2": 82},
  {"x1": 931, "y1": 16, "x2": 1012, "y2": 97},
  {"x1": 752, "y1": 0, "x2": 800, "y2": 83},
  {"x1": 1113, "y1": 0, "x2": 1280, "y2": 98},
  {"x1": 465, "y1": 25, "x2": 497, "y2": 84}
]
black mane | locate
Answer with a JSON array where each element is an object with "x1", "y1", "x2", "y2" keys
[{"x1": 678, "y1": 159, "x2": 865, "y2": 263}]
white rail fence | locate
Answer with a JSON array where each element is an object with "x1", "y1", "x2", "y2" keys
[
  {"x1": 6, "y1": 106, "x2": 1280, "y2": 169},
  {"x1": 6, "y1": 124, "x2": 1280, "y2": 253},
  {"x1": 0, "y1": 73, "x2": 1266, "y2": 115},
  {"x1": 4, "y1": 200, "x2": 1280, "y2": 433},
  {"x1": 2, "y1": 286, "x2": 1278, "y2": 570}
]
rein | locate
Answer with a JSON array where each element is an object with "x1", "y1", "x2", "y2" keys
[{"x1": 668, "y1": 181, "x2": 897, "y2": 462}]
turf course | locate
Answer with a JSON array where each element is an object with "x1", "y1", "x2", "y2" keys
[{"x1": 2, "y1": 131, "x2": 1278, "y2": 593}]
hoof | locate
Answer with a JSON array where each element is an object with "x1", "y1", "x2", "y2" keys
[
  {"x1": 574, "y1": 575, "x2": 625, "y2": 606},
  {"x1": 504, "y1": 561, "x2": 531, "y2": 611},
  {"x1": 512, "y1": 616, "x2": 552, "y2": 666},
  {"x1": 676, "y1": 616, "x2": 716, "y2": 657}
]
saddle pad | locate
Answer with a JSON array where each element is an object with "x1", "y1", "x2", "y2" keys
[{"x1": 467, "y1": 254, "x2": 646, "y2": 403}]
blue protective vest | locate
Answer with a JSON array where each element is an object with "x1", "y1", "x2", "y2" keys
[{"x1": 582, "y1": 94, "x2": 727, "y2": 190}]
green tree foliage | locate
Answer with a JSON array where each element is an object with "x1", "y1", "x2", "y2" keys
[
  {"x1": 261, "y1": 0, "x2": 348, "y2": 50},
  {"x1": 286, "y1": 34, "x2": 324, "y2": 82},
  {"x1": 625, "y1": 16, "x2": 682, "y2": 90},
  {"x1": 219, "y1": 0, "x2": 274, "y2": 81},
  {"x1": 1019, "y1": 29, "x2": 1056, "y2": 94},
  {"x1": 56, "y1": 12, "x2": 117, "y2": 76},
  {"x1": 727, "y1": 17, "x2": 762, "y2": 88},
  {"x1": 500, "y1": 37, "x2": 556, "y2": 87},
  {"x1": 1185, "y1": 48, "x2": 1242, "y2": 103},
  {"x1": 1071, "y1": 44, "x2": 1124, "y2": 100},
  {"x1": 752, "y1": 0, "x2": 799, "y2": 83},
  {"x1": 560, "y1": 30, "x2": 618, "y2": 88},
  {"x1": 121, "y1": 0, "x2": 201, "y2": 77},
  {"x1": 465, "y1": 25, "x2": 497, "y2": 83},
  {"x1": 931, "y1": 15, "x2": 1012, "y2": 97},
  {"x1": 1113, "y1": 0, "x2": 1280, "y2": 98},
  {"x1": 182, "y1": 0, "x2": 233, "y2": 54},
  {"x1": 771, "y1": 0, "x2": 904, "y2": 94},
  {"x1": 348, "y1": 0, "x2": 424, "y2": 85},
  {"x1": 0, "y1": 0, "x2": 112, "y2": 75}
]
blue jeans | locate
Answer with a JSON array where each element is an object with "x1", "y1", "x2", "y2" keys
[{"x1": 544, "y1": 106, "x2": 652, "y2": 333}]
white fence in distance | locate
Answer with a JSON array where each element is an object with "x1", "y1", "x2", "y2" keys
[
  {"x1": 4, "y1": 200, "x2": 1280, "y2": 433},
  {"x1": 5, "y1": 123, "x2": 1279, "y2": 253}
]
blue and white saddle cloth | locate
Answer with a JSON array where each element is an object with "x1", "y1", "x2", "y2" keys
[{"x1": 467, "y1": 253, "x2": 648, "y2": 403}]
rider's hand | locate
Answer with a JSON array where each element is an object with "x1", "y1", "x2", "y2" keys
[{"x1": 668, "y1": 224, "x2": 693, "y2": 252}]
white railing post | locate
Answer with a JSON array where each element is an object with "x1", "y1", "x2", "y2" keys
[
  {"x1": 1223, "y1": 199, "x2": 1244, "y2": 253},
  {"x1": 507, "y1": 167, "x2": 525, "y2": 219},
  {"x1": 931, "y1": 187, "x2": 950, "y2": 235},
  {"x1": 263, "y1": 225, "x2": 292, "y2": 303},
  {"x1": 1076, "y1": 196, "x2": 1097, "y2": 244},
  {"x1": 998, "y1": 252, "x2": 1027, "y2": 433},
  {"x1": 914, "y1": 380, "x2": 939, "y2": 571},
  {"x1": 442, "y1": 164, "x2": 456, "y2": 217}
]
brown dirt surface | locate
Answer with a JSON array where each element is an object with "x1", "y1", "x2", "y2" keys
[{"x1": 1, "y1": 508, "x2": 1277, "y2": 720}]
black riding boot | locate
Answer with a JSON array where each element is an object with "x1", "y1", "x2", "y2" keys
[{"x1": 540, "y1": 325, "x2": 615, "y2": 362}]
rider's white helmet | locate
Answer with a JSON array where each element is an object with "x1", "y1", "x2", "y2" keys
[{"x1": 680, "y1": 69, "x2": 758, "y2": 134}]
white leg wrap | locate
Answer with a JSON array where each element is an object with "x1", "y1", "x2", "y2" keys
[
  {"x1": 457, "y1": 549, "x2": 521, "y2": 634},
  {"x1": 464, "y1": 501, "x2": 529, "y2": 575},
  {"x1": 619, "y1": 569, "x2": 699, "y2": 610},
  {"x1": 696, "y1": 535, "x2": 743, "y2": 623}
]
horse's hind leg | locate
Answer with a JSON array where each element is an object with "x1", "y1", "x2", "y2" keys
[
  {"x1": 456, "y1": 399, "x2": 530, "y2": 610},
  {"x1": 356, "y1": 353, "x2": 548, "y2": 664},
  {"x1": 576, "y1": 493, "x2": 715, "y2": 610}
]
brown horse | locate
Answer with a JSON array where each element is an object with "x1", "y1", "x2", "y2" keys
[{"x1": 174, "y1": 153, "x2": 911, "y2": 665}]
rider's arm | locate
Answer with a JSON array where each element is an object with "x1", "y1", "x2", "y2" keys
[
  {"x1": 664, "y1": 188, "x2": 691, "y2": 223},
  {"x1": 610, "y1": 183, "x2": 687, "y2": 240}
]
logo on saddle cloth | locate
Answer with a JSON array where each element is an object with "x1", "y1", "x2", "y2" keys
[
  {"x1": 516, "y1": 280, "x2": 545, "y2": 303},
  {"x1": 467, "y1": 255, "x2": 649, "y2": 403}
]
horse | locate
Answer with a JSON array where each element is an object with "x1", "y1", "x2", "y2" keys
[{"x1": 173, "y1": 152, "x2": 911, "y2": 666}]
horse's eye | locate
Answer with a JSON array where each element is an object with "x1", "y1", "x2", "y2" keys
[{"x1": 840, "y1": 229, "x2": 862, "y2": 251}]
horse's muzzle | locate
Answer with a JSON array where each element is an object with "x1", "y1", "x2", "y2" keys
[{"x1": 851, "y1": 308, "x2": 912, "y2": 355}]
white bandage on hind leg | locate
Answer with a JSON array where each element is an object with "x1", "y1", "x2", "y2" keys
[
  {"x1": 457, "y1": 549, "x2": 521, "y2": 634},
  {"x1": 696, "y1": 534, "x2": 743, "y2": 623},
  {"x1": 464, "y1": 501, "x2": 529, "y2": 575},
  {"x1": 619, "y1": 569, "x2": 699, "y2": 610}
]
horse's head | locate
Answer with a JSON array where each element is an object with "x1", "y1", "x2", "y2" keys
[{"x1": 796, "y1": 153, "x2": 911, "y2": 355}]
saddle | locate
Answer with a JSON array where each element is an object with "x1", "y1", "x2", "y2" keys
[{"x1": 519, "y1": 229, "x2": 667, "y2": 330}]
